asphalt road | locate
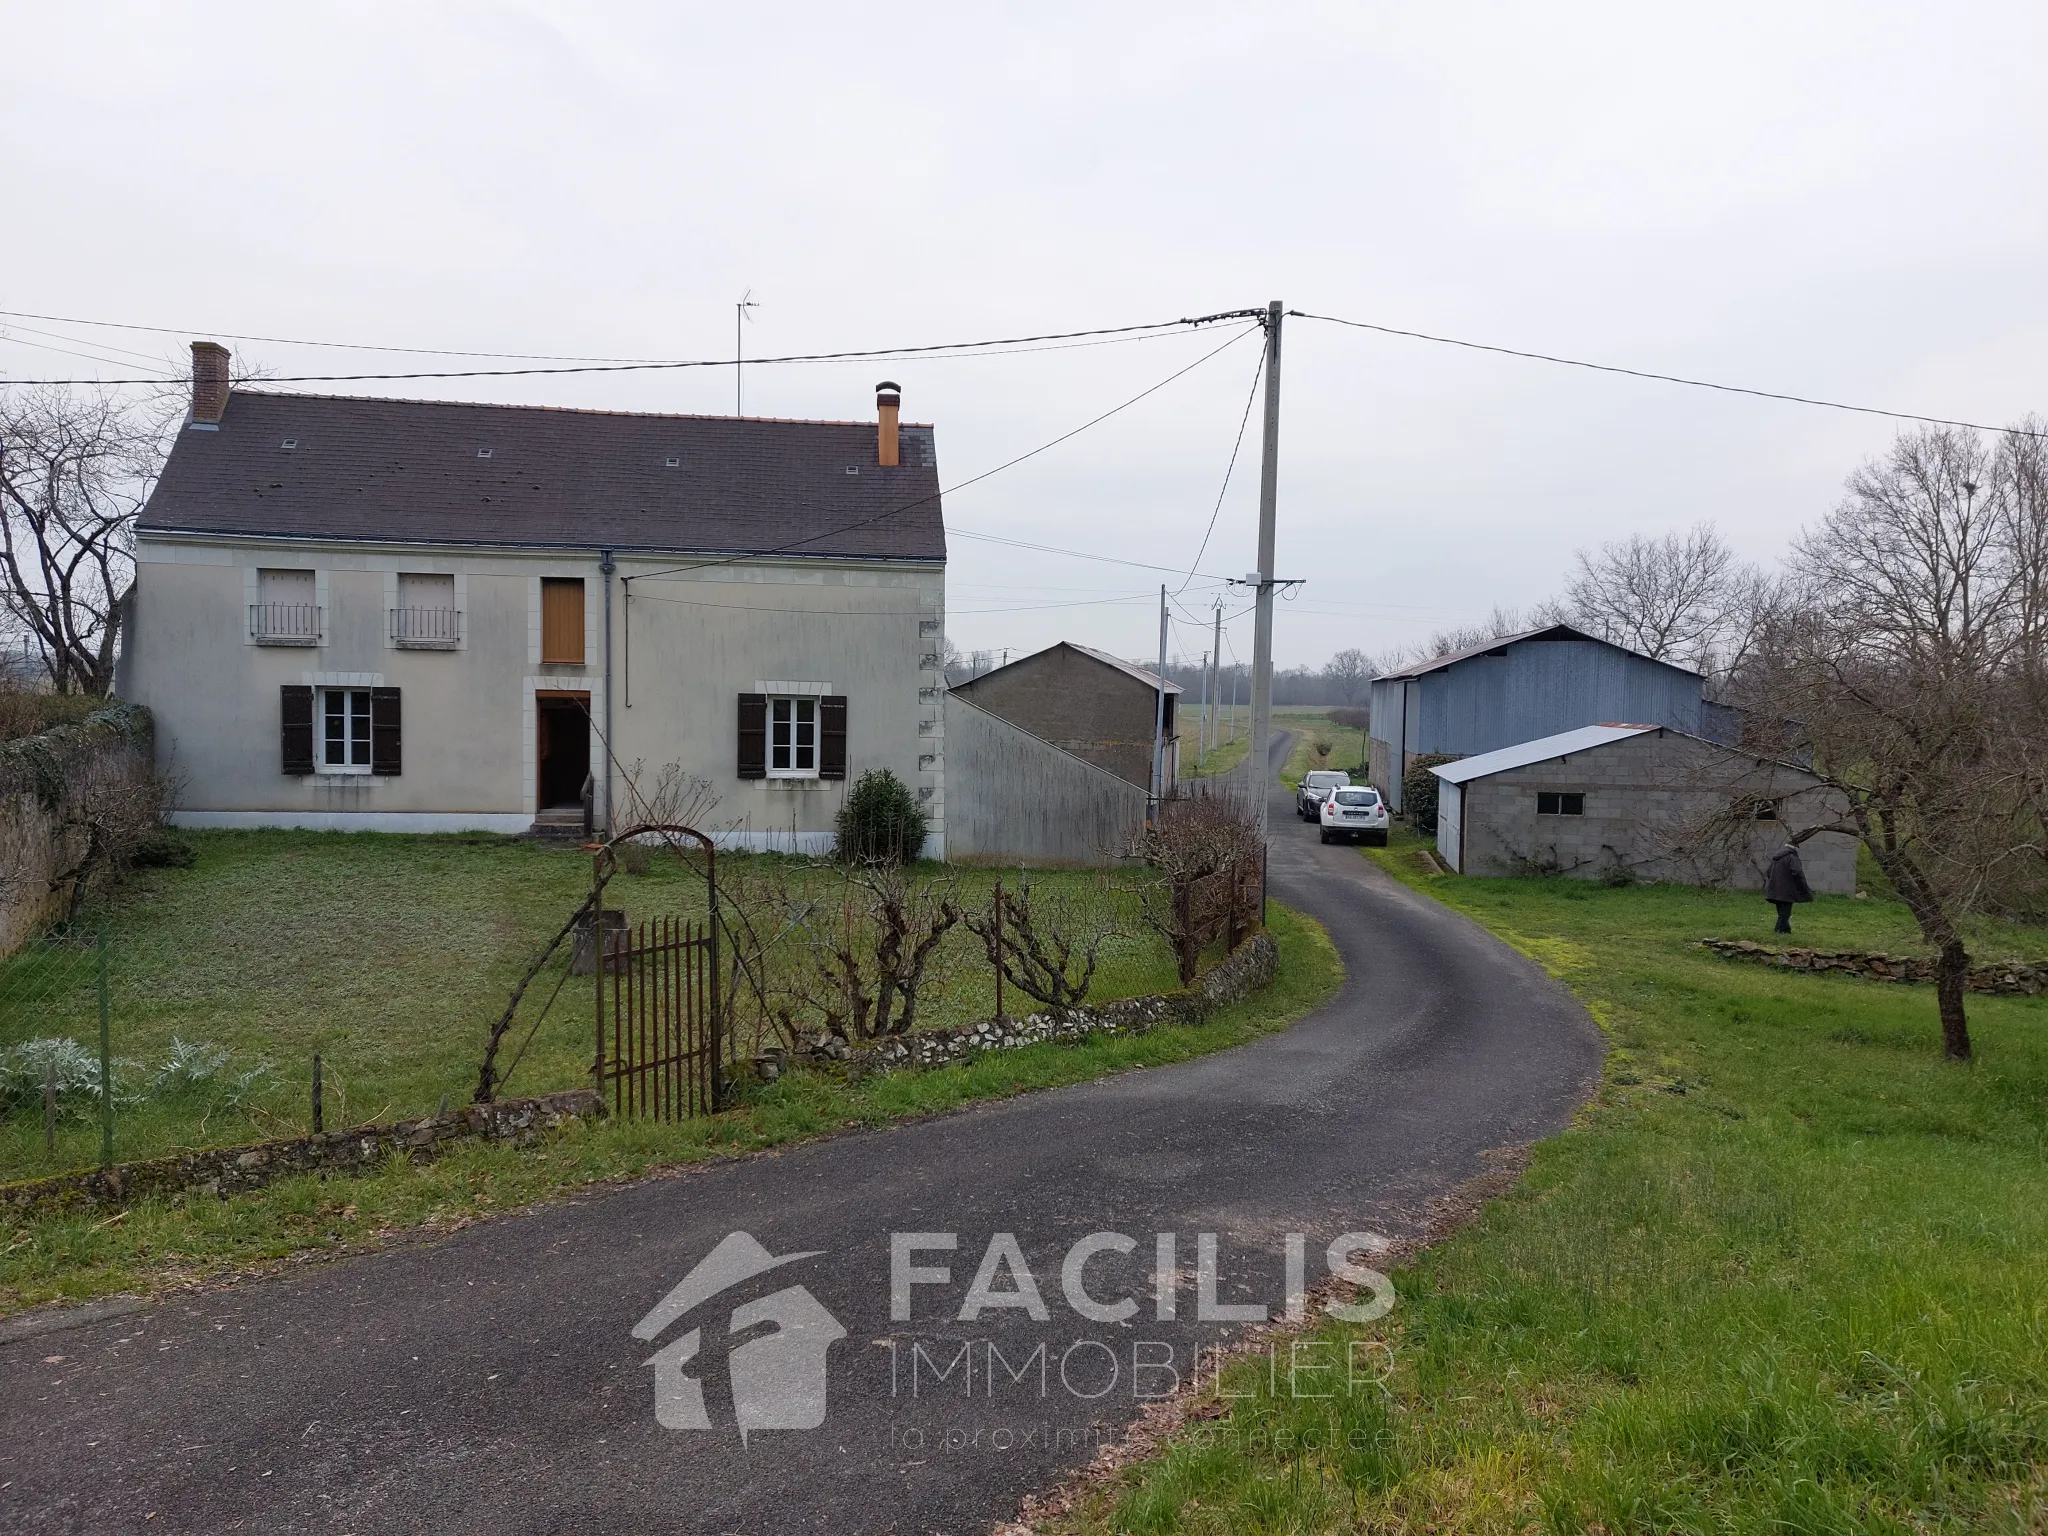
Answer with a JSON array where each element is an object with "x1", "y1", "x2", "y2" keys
[{"x1": 0, "y1": 738, "x2": 1601, "y2": 1535}]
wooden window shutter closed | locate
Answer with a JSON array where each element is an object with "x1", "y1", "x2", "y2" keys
[
  {"x1": 737, "y1": 693, "x2": 767, "y2": 779},
  {"x1": 281, "y1": 685, "x2": 314, "y2": 775},
  {"x1": 819, "y1": 695, "x2": 848, "y2": 780},
  {"x1": 371, "y1": 687, "x2": 402, "y2": 776},
  {"x1": 540, "y1": 578, "x2": 585, "y2": 664}
]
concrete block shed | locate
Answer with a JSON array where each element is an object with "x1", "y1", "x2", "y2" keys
[{"x1": 1432, "y1": 724, "x2": 1857, "y2": 891}]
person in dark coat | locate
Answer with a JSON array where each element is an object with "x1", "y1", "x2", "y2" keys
[{"x1": 1764, "y1": 842, "x2": 1813, "y2": 933}]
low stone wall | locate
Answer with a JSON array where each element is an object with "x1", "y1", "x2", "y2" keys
[
  {"x1": 1698, "y1": 939, "x2": 2048, "y2": 996},
  {"x1": 0, "y1": 702, "x2": 155, "y2": 958},
  {"x1": 779, "y1": 928, "x2": 1281, "y2": 1079},
  {"x1": 0, "y1": 1088, "x2": 603, "y2": 1221}
]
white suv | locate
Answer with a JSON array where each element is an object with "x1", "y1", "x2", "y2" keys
[{"x1": 1320, "y1": 785, "x2": 1389, "y2": 845}]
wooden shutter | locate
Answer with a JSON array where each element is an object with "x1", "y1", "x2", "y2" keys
[
  {"x1": 281, "y1": 685, "x2": 314, "y2": 775},
  {"x1": 540, "y1": 578, "x2": 585, "y2": 664},
  {"x1": 819, "y1": 695, "x2": 848, "y2": 780},
  {"x1": 371, "y1": 687, "x2": 402, "y2": 776},
  {"x1": 737, "y1": 693, "x2": 767, "y2": 779}
]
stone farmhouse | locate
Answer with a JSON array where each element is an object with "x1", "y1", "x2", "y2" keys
[{"x1": 124, "y1": 347, "x2": 949, "y2": 854}]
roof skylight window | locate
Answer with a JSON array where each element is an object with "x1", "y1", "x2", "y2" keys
[
  {"x1": 477, "y1": 448, "x2": 493, "y2": 459},
  {"x1": 281, "y1": 438, "x2": 297, "y2": 449}
]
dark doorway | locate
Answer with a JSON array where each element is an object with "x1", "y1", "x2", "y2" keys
[{"x1": 537, "y1": 693, "x2": 592, "y2": 809}]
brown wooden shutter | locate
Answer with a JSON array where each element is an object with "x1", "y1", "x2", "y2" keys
[
  {"x1": 819, "y1": 695, "x2": 848, "y2": 780},
  {"x1": 371, "y1": 687, "x2": 402, "y2": 776},
  {"x1": 281, "y1": 685, "x2": 314, "y2": 775},
  {"x1": 737, "y1": 693, "x2": 767, "y2": 779},
  {"x1": 540, "y1": 578, "x2": 585, "y2": 664}
]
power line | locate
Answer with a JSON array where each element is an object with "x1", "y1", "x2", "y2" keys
[
  {"x1": 1292, "y1": 309, "x2": 2048, "y2": 440},
  {"x1": 0, "y1": 308, "x2": 1262, "y2": 386},
  {"x1": 626, "y1": 324, "x2": 1260, "y2": 585},
  {"x1": 949, "y1": 527, "x2": 1232, "y2": 581},
  {"x1": 1178, "y1": 344, "x2": 1266, "y2": 593}
]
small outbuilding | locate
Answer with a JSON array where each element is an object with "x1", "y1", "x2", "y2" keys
[
  {"x1": 1370, "y1": 624, "x2": 1737, "y2": 812},
  {"x1": 1431, "y1": 723, "x2": 1856, "y2": 891},
  {"x1": 947, "y1": 641, "x2": 1180, "y2": 792}
]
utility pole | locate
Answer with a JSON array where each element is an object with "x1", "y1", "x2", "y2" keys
[
  {"x1": 1196, "y1": 606, "x2": 1212, "y2": 765},
  {"x1": 1150, "y1": 584, "x2": 1170, "y2": 819},
  {"x1": 1196, "y1": 650, "x2": 1210, "y2": 770},
  {"x1": 1249, "y1": 300, "x2": 1284, "y2": 842}
]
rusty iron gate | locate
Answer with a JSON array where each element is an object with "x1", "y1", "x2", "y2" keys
[
  {"x1": 590, "y1": 823, "x2": 725, "y2": 1119},
  {"x1": 597, "y1": 915, "x2": 718, "y2": 1119}
]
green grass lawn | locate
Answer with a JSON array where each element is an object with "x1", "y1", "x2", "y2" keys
[
  {"x1": 1275, "y1": 710, "x2": 1371, "y2": 792},
  {"x1": 0, "y1": 832, "x2": 1185, "y2": 1179},
  {"x1": 0, "y1": 902, "x2": 1338, "y2": 1314},
  {"x1": 1056, "y1": 830, "x2": 2048, "y2": 1535}
]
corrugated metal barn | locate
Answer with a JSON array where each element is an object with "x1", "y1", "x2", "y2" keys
[{"x1": 1368, "y1": 624, "x2": 1722, "y2": 811}]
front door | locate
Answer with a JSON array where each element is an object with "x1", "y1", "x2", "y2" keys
[{"x1": 536, "y1": 693, "x2": 592, "y2": 810}]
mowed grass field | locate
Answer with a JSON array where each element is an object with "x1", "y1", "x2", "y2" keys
[
  {"x1": 1056, "y1": 826, "x2": 2048, "y2": 1535},
  {"x1": 0, "y1": 831, "x2": 1184, "y2": 1178}
]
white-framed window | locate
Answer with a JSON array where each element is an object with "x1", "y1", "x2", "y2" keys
[
  {"x1": 768, "y1": 695, "x2": 818, "y2": 777},
  {"x1": 321, "y1": 687, "x2": 374, "y2": 773}
]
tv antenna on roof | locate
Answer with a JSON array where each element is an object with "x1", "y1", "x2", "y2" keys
[{"x1": 734, "y1": 290, "x2": 760, "y2": 415}]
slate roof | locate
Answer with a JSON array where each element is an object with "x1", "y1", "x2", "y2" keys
[
  {"x1": 1374, "y1": 623, "x2": 1701, "y2": 682},
  {"x1": 138, "y1": 390, "x2": 946, "y2": 561}
]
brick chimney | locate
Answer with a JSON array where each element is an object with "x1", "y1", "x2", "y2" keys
[
  {"x1": 190, "y1": 341, "x2": 231, "y2": 427},
  {"x1": 876, "y1": 380, "x2": 900, "y2": 467}
]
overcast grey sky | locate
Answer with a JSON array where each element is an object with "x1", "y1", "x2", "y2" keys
[{"x1": 6, "y1": 2, "x2": 2045, "y2": 669}]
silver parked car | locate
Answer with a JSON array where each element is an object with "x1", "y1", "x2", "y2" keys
[{"x1": 1297, "y1": 770, "x2": 1351, "y2": 820}]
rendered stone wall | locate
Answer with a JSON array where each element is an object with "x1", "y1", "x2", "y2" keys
[{"x1": 0, "y1": 703, "x2": 155, "y2": 958}]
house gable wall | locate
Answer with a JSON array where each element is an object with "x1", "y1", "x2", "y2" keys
[{"x1": 952, "y1": 646, "x2": 1173, "y2": 790}]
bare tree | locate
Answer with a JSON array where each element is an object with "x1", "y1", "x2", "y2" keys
[
  {"x1": 1563, "y1": 522, "x2": 1772, "y2": 685},
  {"x1": 1321, "y1": 647, "x2": 1374, "y2": 706},
  {"x1": 1421, "y1": 604, "x2": 1530, "y2": 660},
  {"x1": 786, "y1": 863, "x2": 961, "y2": 1041},
  {"x1": 964, "y1": 872, "x2": 1118, "y2": 1011},
  {"x1": 0, "y1": 387, "x2": 172, "y2": 694},
  {"x1": 1733, "y1": 424, "x2": 2048, "y2": 1061},
  {"x1": 1123, "y1": 781, "x2": 1263, "y2": 985}
]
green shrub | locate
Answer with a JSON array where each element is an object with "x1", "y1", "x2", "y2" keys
[
  {"x1": 132, "y1": 834, "x2": 196, "y2": 869},
  {"x1": 834, "y1": 768, "x2": 927, "y2": 865},
  {"x1": 1402, "y1": 754, "x2": 1462, "y2": 834}
]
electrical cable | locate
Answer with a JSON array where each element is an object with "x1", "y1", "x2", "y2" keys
[
  {"x1": 948, "y1": 527, "x2": 1233, "y2": 581},
  {"x1": 625, "y1": 325, "x2": 1259, "y2": 584},
  {"x1": 0, "y1": 308, "x2": 1262, "y2": 385},
  {"x1": 1178, "y1": 345, "x2": 1265, "y2": 592},
  {"x1": 1291, "y1": 309, "x2": 2048, "y2": 439}
]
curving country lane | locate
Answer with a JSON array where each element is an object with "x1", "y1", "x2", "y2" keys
[{"x1": 0, "y1": 735, "x2": 1601, "y2": 1534}]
